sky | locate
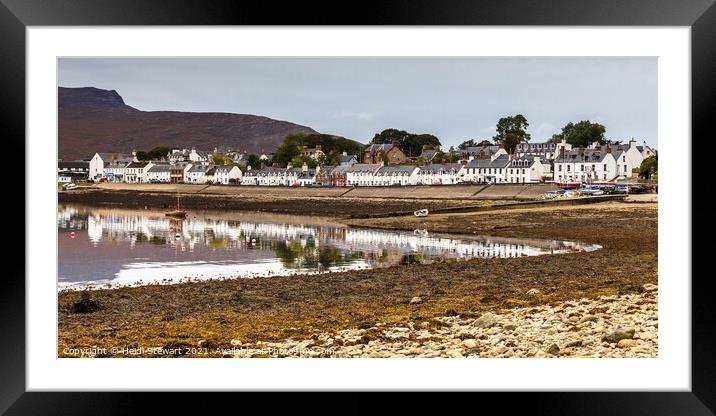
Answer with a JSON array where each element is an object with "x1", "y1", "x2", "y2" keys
[{"x1": 58, "y1": 57, "x2": 657, "y2": 148}]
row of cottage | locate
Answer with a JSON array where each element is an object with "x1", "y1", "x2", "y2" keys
[{"x1": 58, "y1": 138, "x2": 656, "y2": 186}]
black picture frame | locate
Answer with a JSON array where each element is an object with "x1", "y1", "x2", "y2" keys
[{"x1": 1, "y1": 0, "x2": 711, "y2": 414}]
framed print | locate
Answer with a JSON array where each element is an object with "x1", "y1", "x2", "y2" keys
[{"x1": 2, "y1": 0, "x2": 712, "y2": 413}]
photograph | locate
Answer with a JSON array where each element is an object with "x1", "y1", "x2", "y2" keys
[{"x1": 55, "y1": 56, "x2": 659, "y2": 359}]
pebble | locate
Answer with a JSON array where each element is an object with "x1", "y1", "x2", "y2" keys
[
  {"x1": 409, "y1": 296, "x2": 423, "y2": 305},
  {"x1": 231, "y1": 292, "x2": 658, "y2": 358}
]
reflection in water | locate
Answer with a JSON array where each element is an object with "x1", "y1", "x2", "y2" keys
[{"x1": 57, "y1": 205, "x2": 601, "y2": 290}]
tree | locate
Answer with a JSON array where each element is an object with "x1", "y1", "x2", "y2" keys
[
  {"x1": 212, "y1": 154, "x2": 232, "y2": 165},
  {"x1": 371, "y1": 128, "x2": 441, "y2": 157},
  {"x1": 416, "y1": 156, "x2": 426, "y2": 166},
  {"x1": 135, "y1": 151, "x2": 149, "y2": 161},
  {"x1": 246, "y1": 154, "x2": 262, "y2": 169},
  {"x1": 550, "y1": 121, "x2": 606, "y2": 147},
  {"x1": 639, "y1": 155, "x2": 658, "y2": 179},
  {"x1": 147, "y1": 146, "x2": 170, "y2": 160},
  {"x1": 274, "y1": 142, "x2": 303, "y2": 166},
  {"x1": 492, "y1": 114, "x2": 530, "y2": 154}
]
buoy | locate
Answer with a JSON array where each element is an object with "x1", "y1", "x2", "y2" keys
[
  {"x1": 175, "y1": 233, "x2": 181, "y2": 239},
  {"x1": 169, "y1": 225, "x2": 175, "y2": 231},
  {"x1": 69, "y1": 231, "x2": 76, "y2": 238}
]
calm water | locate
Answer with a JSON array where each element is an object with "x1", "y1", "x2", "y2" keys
[{"x1": 58, "y1": 205, "x2": 601, "y2": 290}]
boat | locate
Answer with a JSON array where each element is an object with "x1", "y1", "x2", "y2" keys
[
  {"x1": 165, "y1": 192, "x2": 187, "y2": 218},
  {"x1": 556, "y1": 181, "x2": 581, "y2": 190},
  {"x1": 414, "y1": 209, "x2": 429, "y2": 217}
]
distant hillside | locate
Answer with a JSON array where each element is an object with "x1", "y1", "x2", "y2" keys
[{"x1": 58, "y1": 87, "x2": 319, "y2": 160}]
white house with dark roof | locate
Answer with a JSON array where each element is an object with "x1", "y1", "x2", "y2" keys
[
  {"x1": 90, "y1": 152, "x2": 132, "y2": 181},
  {"x1": 256, "y1": 166, "x2": 288, "y2": 186},
  {"x1": 554, "y1": 148, "x2": 617, "y2": 182},
  {"x1": 373, "y1": 165, "x2": 420, "y2": 186},
  {"x1": 506, "y1": 156, "x2": 548, "y2": 183},
  {"x1": 339, "y1": 153, "x2": 358, "y2": 166},
  {"x1": 464, "y1": 154, "x2": 512, "y2": 183},
  {"x1": 146, "y1": 163, "x2": 172, "y2": 183},
  {"x1": 189, "y1": 148, "x2": 211, "y2": 163},
  {"x1": 212, "y1": 165, "x2": 243, "y2": 185},
  {"x1": 124, "y1": 161, "x2": 154, "y2": 183},
  {"x1": 514, "y1": 140, "x2": 572, "y2": 160},
  {"x1": 346, "y1": 164, "x2": 383, "y2": 186},
  {"x1": 416, "y1": 163, "x2": 465, "y2": 185},
  {"x1": 240, "y1": 166, "x2": 259, "y2": 185},
  {"x1": 185, "y1": 163, "x2": 209, "y2": 184}
]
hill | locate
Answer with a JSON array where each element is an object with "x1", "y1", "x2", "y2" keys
[{"x1": 58, "y1": 87, "x2": 319, "y2": 160}]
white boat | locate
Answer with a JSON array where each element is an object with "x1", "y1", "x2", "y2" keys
[{"x1": 414, "y1": 209, "x2": 429, "y2": 217}]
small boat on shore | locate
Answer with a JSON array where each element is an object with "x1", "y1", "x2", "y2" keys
[
  {"x1": 414, "y1": 209, "x2": 429, "y2": 217},
  {"x1": 556, "y1": 181, "x2": 581, "y2": 190}
]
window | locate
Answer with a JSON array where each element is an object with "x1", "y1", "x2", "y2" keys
[{"x1": 603, "y1": 164, "x2": 607, "y2": 171}]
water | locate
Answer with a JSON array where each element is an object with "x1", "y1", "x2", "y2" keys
[{"x1": 57, "y1": 205, "x2": 601, "y2": 290}]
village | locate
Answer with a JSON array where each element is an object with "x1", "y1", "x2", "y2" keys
[{"x1": 58, "y1": 138, "x2": 657, "y2": 189}]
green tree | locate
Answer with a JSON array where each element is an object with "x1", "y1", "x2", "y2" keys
[
  {"x1": 212, "y1": 154, "x2": 232, "y2": 165},
  {"x1": 550, "y1": 121, "x2": 606, "y2": 147},
  {"x1": 147, "y1": 146, "x2": 171, "y2": 160},
  {"x1": 493, "y1": 115, "x2": 530, "y2": 154},
  {"x1": 135, "y1": 151, "x2": 149, "y2": 161},
  {"x1": 274, "y1": 142, "x2": 303, "y2": 166},
  {"x1": 371, "y1": 128, "x2": 441, "y2": 157},
  {"x1": 639, "y1": 155, "x2": 658, "y2": 179},
  {"x1": 416, "y1": 155, "x2": 426, "y2": 166}
]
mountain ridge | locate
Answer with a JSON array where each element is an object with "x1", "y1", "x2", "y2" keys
[{"x1": 58, "y1": 87, "x2": 320, "y2": 160}]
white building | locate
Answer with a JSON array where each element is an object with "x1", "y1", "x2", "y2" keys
[
  {"x1": 212, "y1": 165, "x2": 243, "y2": 185},
  {"x1": 463, "y1": 154, "x2": 512, "y2": 183},
  {"x1": 554, "y1": 149, "x2": 617, "y2": 182},
  {"x1": 346, "y1": 164, "x2": 382, "y2": 187},
  {"x1": 90, "y1": 152, "x2": 132, "y2": 181},
  {"x1": 146, "y1": 164, "x2": 172, "y2": 183},
  {"x1": 514, "y1": 140, "x2": 572, "y2": 160},
  {"x1": 189, "y1": 148, "x2": 211, "y2": 163},
  {"x1": 505, "y1": 156, "x2": 548, "y2": 183},
  {"x1": 373, "y1": 165, "x2": 419, "y2": 186},
  {"x1": 241, "y1": 166, "x2": 259, "y2": 185},
  {"x1": 416, "y1": 163, "x2": 466, "y2": 185},
  {"x1": 185, "y1": 163, "x2": 209, "y2": 184},
  {"x1": 256, "y1": 166, "x2": 288, "y2": 186},
  {"x1": 124, "y1": 161, "x2": 154, "y2": 183}
]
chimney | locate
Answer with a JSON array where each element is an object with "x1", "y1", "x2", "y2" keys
[
  {"x1": 579, "y1": 146, "x2": 585, "y2": 156},
  {"x1": 302, "y1": 162, "x2": 308, "y2": 172},
  {"x1": 342, "y1": 151, "x2": 347, "y2": 156},
  {"x1": 246, "y1": 165, "x2": 252, "y2": 171},
  {"x1": 629, "y1": 138, "x2": 636, "y2": 148},
  {"x1": 260, "y1": 163, "x2": 265, "y2": 169},
  {"x1": 132, "y1": 150, "x2": 138, "y2": 162},
  {"x1": 316, "y1": 165, "x2": 321, "y2": 174},
  {"x1": 379, "y1": 160, "x2": 385, "y2": 167}
]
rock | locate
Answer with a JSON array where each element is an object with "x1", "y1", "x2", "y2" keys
[
  {"x1": 578, "y1": 315, "x2": 598, "y2": 324},
  {"x1": 502, "y1": 323, "x2": 517, "y2": 331},
  {"x1": 547, "y1": 344, "x2": 560, "y2": 355},
  {"x1": 462, "y1": 339, "x2": 478, "y2": 349},
  {"x1": 565, "y1": 340, "x2": 583, "y2": 348},
  {"x1": 602, "y1": 327, "x2": 636, "y2": 343},
  {"x1": 409, "y1": 296, "x2": 423, "y2": 305},
  {"x1": 617, "y1": 339, "x2": 638, "y2": 348},
  {"x1": 643, "y1": 283, "x2": 658, "y2": 292},
  {"x1": 526, "y1": 288, "x2": 541, "y2": 296},
  {"x1": 230, "y1": 339, "x2": 243, "y2": 347},
  {"x1": 474, "y1": 313, "x2": 499, "y2": 328}
]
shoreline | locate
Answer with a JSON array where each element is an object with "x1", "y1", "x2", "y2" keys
[{"x1": 58, "y1": 199, "x2": 657, "y2": 358}]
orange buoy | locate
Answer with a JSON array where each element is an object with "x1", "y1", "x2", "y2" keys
[{"x1": 69, "y1": 231, "x2": 76, "y2": 238}]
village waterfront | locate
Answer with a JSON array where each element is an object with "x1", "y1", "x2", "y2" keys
[{"x1": 57, "y1": 186, "x2": 657, "y2": 358}]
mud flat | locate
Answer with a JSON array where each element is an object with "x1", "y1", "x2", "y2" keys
[{"x1": 57, "y1": 201, "x2": 657, "y2": 358}]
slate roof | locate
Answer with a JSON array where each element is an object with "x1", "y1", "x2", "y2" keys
[
  {"x1": 375, "y1": 165, "x2": 418, "y2": 176},
  {"x1": 465, "y1": 154, "x2": 511, "y2": 169},
  {"x1": 147, "y1": 164, "x2": 172, "y2": 172},
  {"x1": 348, "y1": 164, "x2": 382, "y2": 173}
]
